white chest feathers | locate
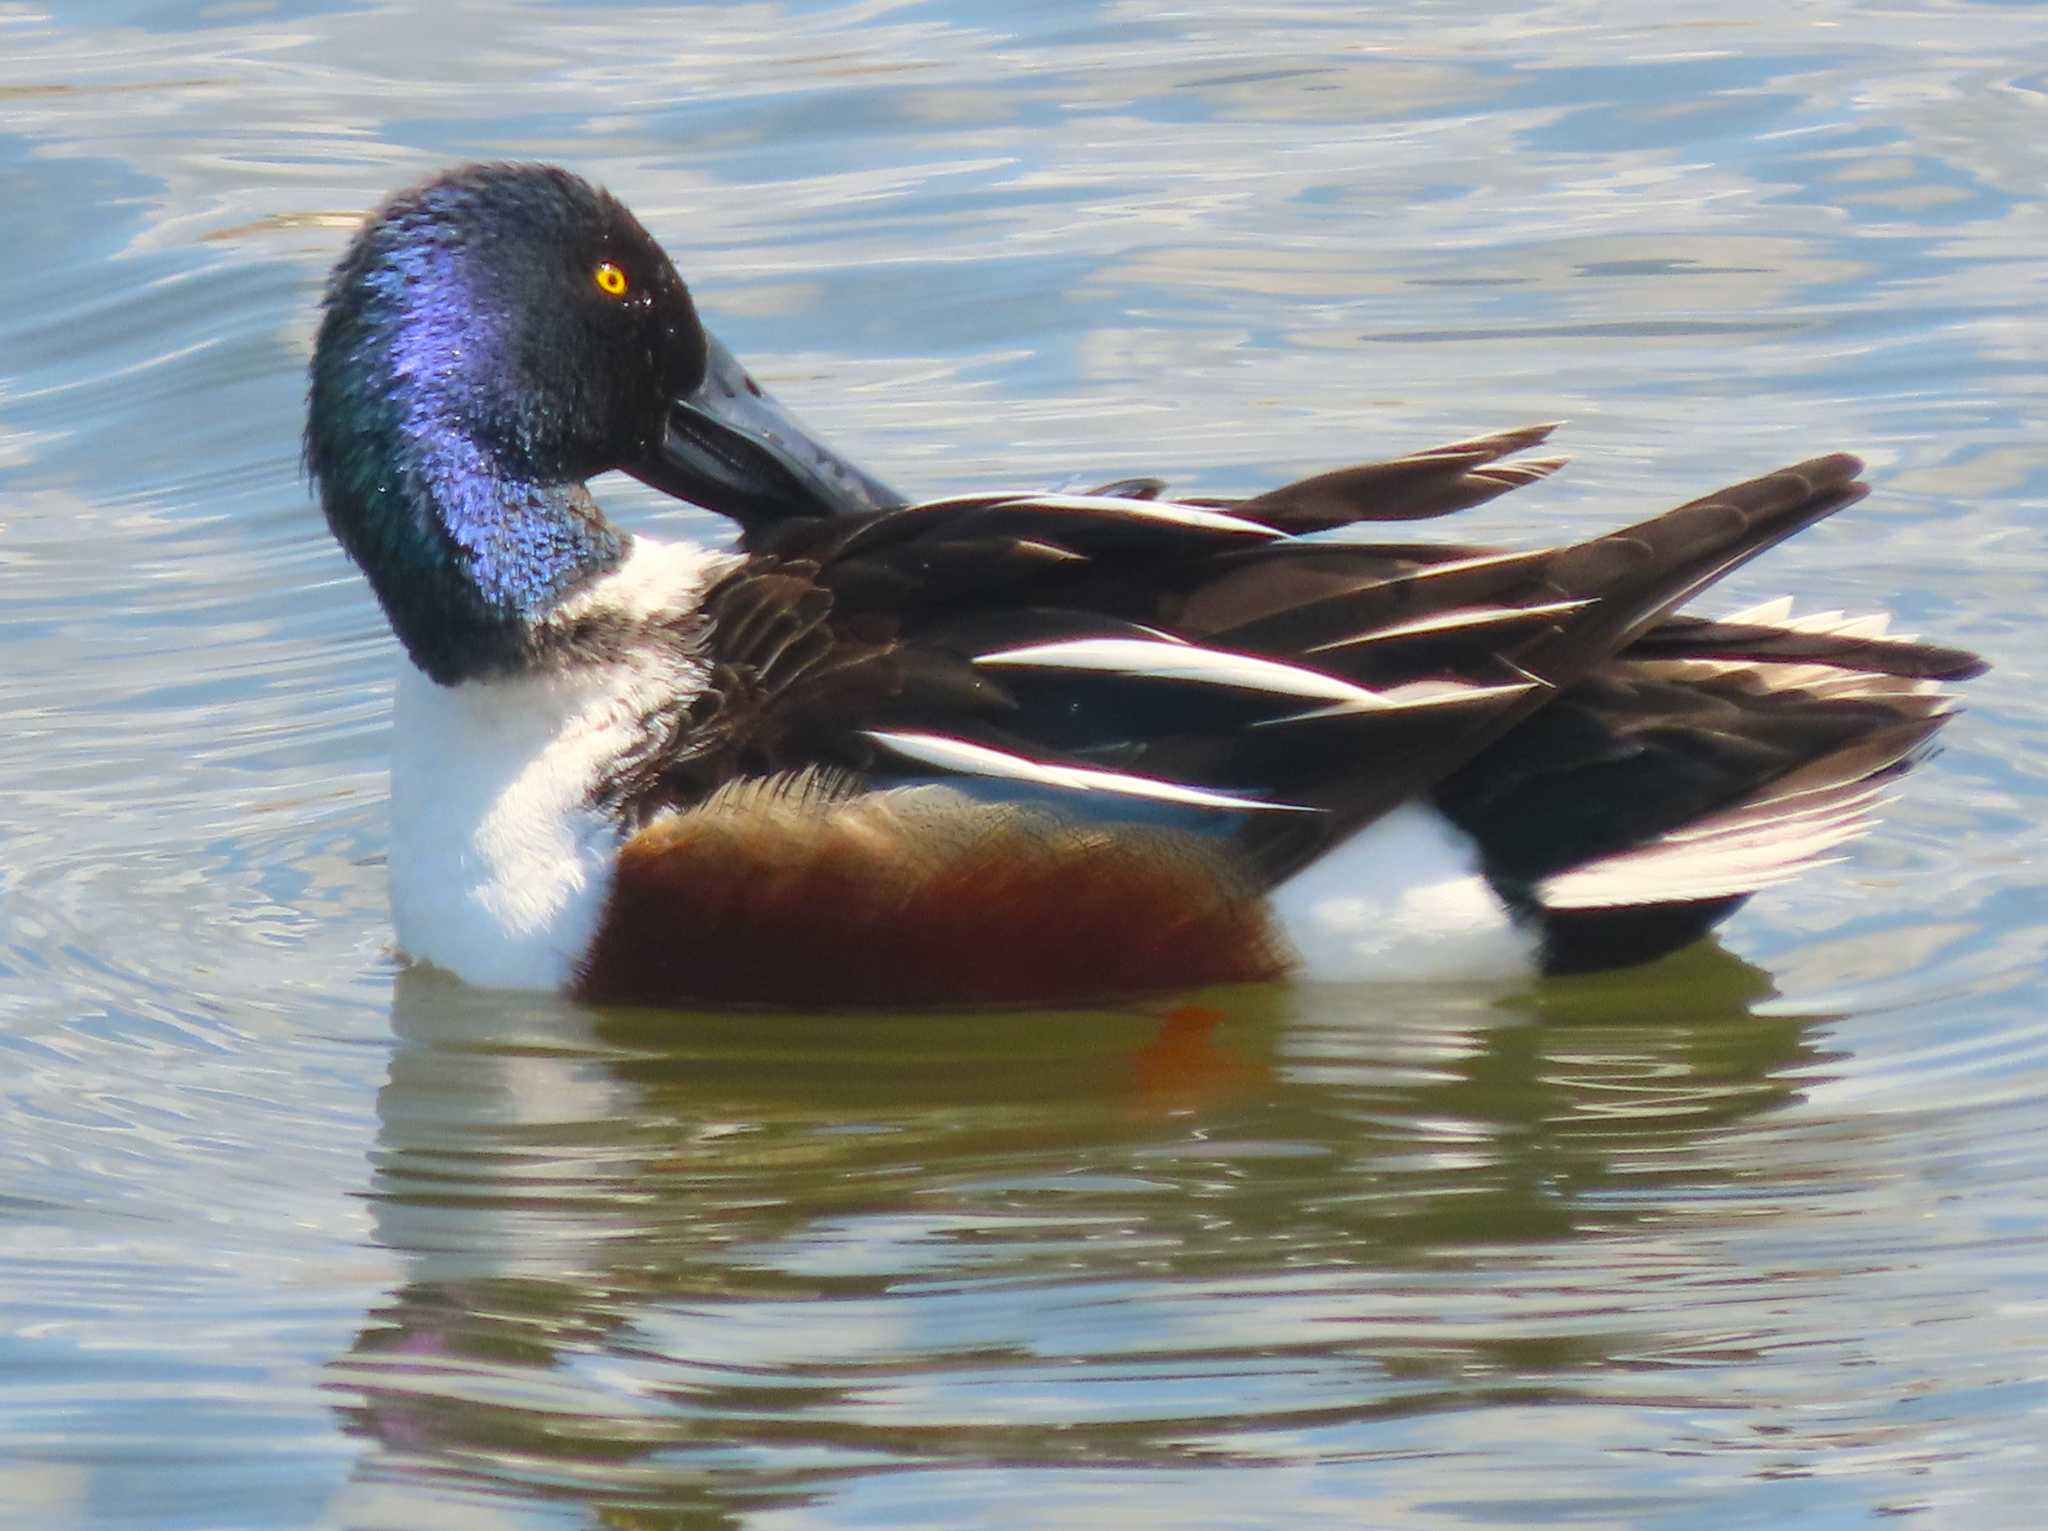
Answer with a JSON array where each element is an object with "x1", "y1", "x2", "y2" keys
[{"x1": 386, "y1": 538, "x2": 723, "y2": 991}]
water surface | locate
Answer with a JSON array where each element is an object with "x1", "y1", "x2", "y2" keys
[{"x1": 1, "y1": 3, "x2": 2044, "y2": 1527}]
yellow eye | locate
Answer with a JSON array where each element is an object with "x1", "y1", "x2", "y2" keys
[{"x1": 593, "y1": 260, "x2": 629, "y2": 298}]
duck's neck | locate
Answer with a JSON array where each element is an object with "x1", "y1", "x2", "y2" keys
[{"x1": 314, "y1": 392, "x2": 628, "y2": 687}]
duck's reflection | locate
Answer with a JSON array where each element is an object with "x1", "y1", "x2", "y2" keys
[{"x1": 328, "y1": 948, "x2": 1834, "y2": 1525}]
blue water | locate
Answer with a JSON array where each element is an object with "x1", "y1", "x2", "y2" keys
[{"x1": 1, "y1": 3, "x2": 2045, "y2": 1527}]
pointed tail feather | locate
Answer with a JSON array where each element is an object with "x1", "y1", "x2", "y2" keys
[{"x1": 1222, "y1": 423, "x2": 1569, "y2": 532}]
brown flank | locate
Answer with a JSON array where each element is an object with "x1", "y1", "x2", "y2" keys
[{"x1": 573, "y1": 778, "x2": 1291, "y2": 1008}]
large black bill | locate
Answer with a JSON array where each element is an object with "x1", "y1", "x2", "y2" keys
[{"x1": 626, "y1": 333, "x2": 904, "y2": 531}]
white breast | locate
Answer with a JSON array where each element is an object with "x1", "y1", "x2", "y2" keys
[{"x1": 386, "y1": 537, "x2": 727, "y2": 991}]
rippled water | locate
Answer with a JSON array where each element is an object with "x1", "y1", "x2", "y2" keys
[{"x1": 1, "y1": 3, "x2": 2044, "y2": 1526}]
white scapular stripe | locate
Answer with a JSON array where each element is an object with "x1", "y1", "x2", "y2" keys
[
  {"x1": 1307, "y1": 598, "x2": 1593, "y2": 653},
  {"x1": 906, "y1": 490, "x2": 1287, "y2": 539},
  {"x1": 1395, "y1": 547, "x2": 1550, "y2": 581},
  {"x1": 974, "y1": 637, "x2": 1381, "y2": 704},
  {"x1": 975, "y1": 638, "x2": 1538, "y2": 721},
  {"x1": 1000, "y1": 492, "x2": 1287, "y2": 536},
  {"x1": 861, "y1": 730, "x2": 1316, "y2": 813},
  {"x1": 1256, "y1": 678, "x2": 1540, "y2": 726}
]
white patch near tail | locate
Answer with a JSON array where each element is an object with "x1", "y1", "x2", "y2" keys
[{"x1": 1270, "y1": 803, "x2": 1540, "y2": 982}]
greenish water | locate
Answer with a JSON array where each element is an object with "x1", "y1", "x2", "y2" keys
[{"x1": 1, "y1": 3, "x2": 2044, "y2": 1527}]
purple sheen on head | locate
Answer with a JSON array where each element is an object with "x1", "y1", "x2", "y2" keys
[{"x1": 305, "y1": 164, "x2": 685, "y2": 683}]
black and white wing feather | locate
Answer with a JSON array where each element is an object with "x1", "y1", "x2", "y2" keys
[{"x1": 601, "y1": 431, "x2": 1980, "y2": 927}]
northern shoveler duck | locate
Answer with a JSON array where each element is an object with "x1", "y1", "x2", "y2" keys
[{"x1": 305, "y1": 163, "x2": 1986, "y2": 1007}]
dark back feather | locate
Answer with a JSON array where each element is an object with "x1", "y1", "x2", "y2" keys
[{"x1": 602, "y1": 434, "x2": 1978, "y2": 905}]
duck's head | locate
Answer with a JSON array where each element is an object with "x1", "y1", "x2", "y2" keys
[{"x1": 306, "y1": 162, "x2": 897, "y2": 683}]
